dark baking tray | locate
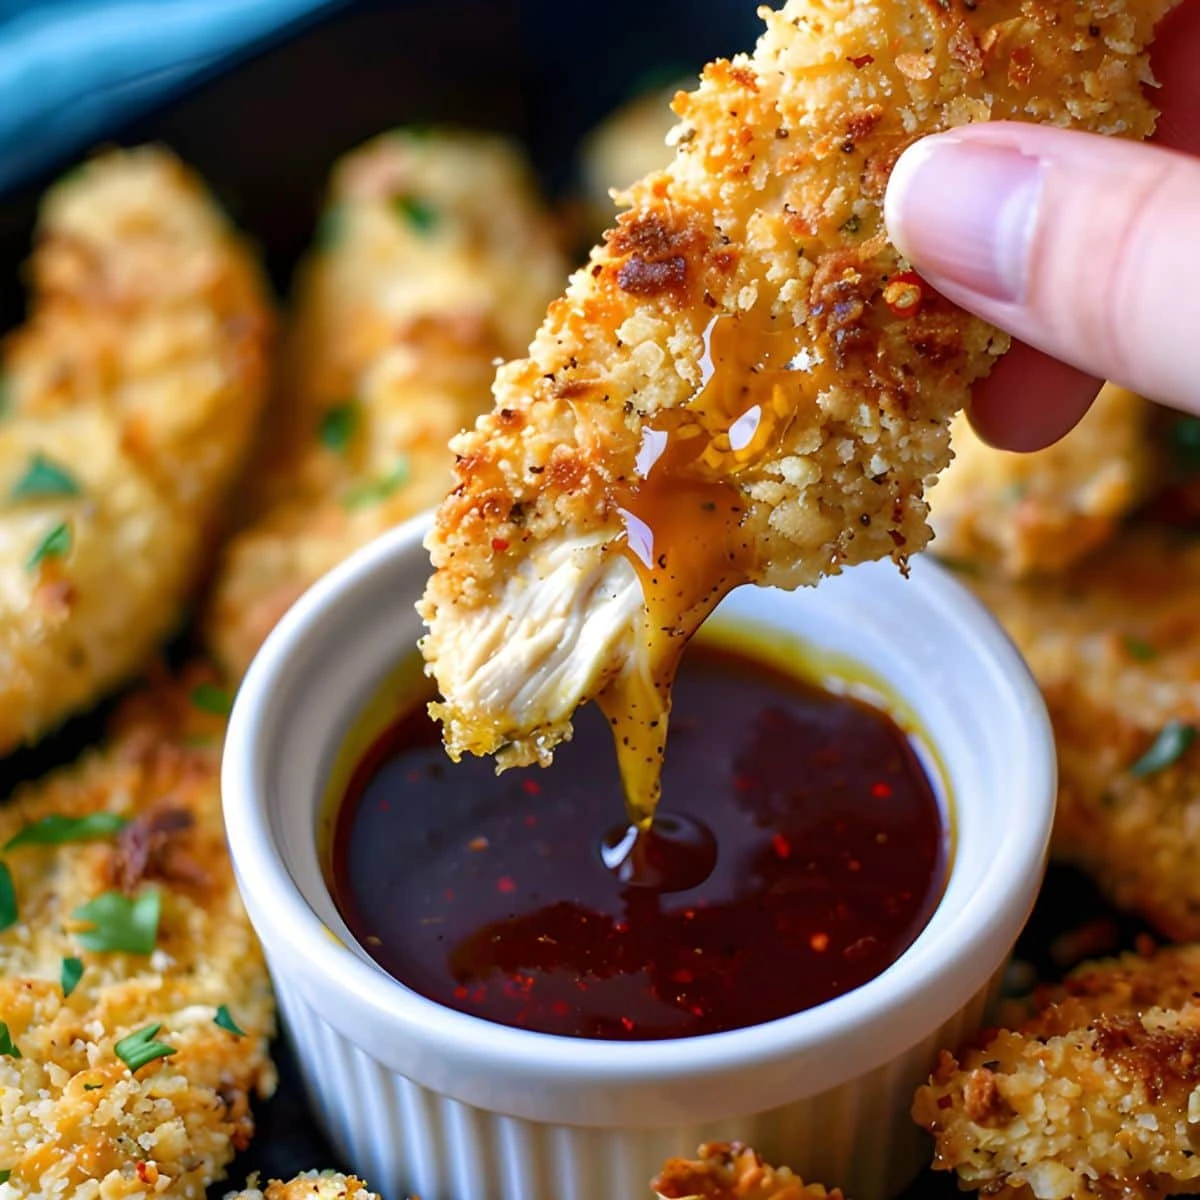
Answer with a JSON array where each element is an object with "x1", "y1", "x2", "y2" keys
[{"x1": 0, "y1": 2, "x2": 1152, "y2": 1196}]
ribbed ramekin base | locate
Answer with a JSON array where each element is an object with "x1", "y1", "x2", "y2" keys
[{"x1": 274, "y1": 968, "x2": 999, "y2": 1200}]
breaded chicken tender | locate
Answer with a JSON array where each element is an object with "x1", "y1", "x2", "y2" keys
[
  {"x1": 204, "y1": 130, "x2": 563, "y2": 678},
  {"x1": 971, "y1": 526, "x2": 1200, "y2": 941},
  {"x1": 419, "y1": 0, "x2": 1170, "y2": 818},
  {"x1": 0, "y1": 147, "x2": 271, "y2": 752},
  {"x1": 226, "y1": 1173, "x2": 379, "y2": 1200},
  {"x1": 931, "y1": 385, "x2": 1151, "y2": 577},
  {"x1": 653, "y1": 1143, "x2": 843, "y2": 1200},
  {"x1": 913, "y1": 943, "x2": 1200, "y2": 1200},
  {"x1": 0, "y1": 666, "x2": 275, "y2": 1198}
]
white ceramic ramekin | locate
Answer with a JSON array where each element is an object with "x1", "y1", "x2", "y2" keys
[{"x1": 223, "y1": 513, "x2": 1055, "y2": 1200}]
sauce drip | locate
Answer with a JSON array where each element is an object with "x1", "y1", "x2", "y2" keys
[
  {"x1": 604, "y1": 313, "x2": 811, "y2": 827},
  {"x1": 330, "y1": 641, "x2": 947, "y2": 1041}
]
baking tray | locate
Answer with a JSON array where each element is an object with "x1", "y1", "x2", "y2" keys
[{"x1": 0, "y1": 2, "x2": 1153, "y2": 1195}]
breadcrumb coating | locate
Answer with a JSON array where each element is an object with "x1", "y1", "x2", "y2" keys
[
  {"x1": 204, "y1": 130, "x2": 563, "y2": 678},
  {"x1": 913, "y1": 943, "x2": 1200, "y2": 1200},
  {"x1": 0, "y1": 665, "x2": 275, "y2": 1198},
  {"x1": 226, "y1": 1172, "x2": 379, "y2": 1200},
  {"x1": 930, "y1": 385, "x2": 1151, "y2": 577},
  {"x1": 970, "y1": 526, "x2": 1200, "y2": 940},
  {"x1": 0, "y1": 147, "x2": 272, "y2": 751},
  {"x1": 653, "y1": 1142, "x2": 843, "y2": 1200},
  {"x1": 419, "y1": 0, "x2": 1170, "y2": 811}
]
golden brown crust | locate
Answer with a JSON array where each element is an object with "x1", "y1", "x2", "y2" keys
[
  {"x1": 0, "y1": 664, "x2": 275, "y2": 1198},
  {"x1": 226, "y1": 1172, "x2": 381, "y2": 1200},
  {"x1": 419, "y1": 0, "x2": 1169, "y2": 775},
  {"x1": 204, "y1": 129, "x2": 562, "y2": 679},
  {"x1": 653, "y1": 1143, "x2": 842, "y2": 1200},
  {"x1": 970, "y1": 526, "x2": 1200, "y2": 939},
  {"x1": 0, "y1": 146, "x2": 272, "y2": 750},
  {"x1": 914, "y1": 944, "x2": 1200, "y2": 1200}
]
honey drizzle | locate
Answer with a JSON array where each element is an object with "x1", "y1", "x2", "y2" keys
[{"x1": 601, "y1": 312, "x2": 815, "y2": 826}]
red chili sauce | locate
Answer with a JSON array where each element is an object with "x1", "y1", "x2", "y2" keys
[{"x1": 328, "y1": 641, "x2": 948, "y2": 1041}]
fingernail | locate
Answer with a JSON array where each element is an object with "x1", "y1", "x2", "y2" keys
[{"x1": 885, "y1": 136, "x2": 1045, "y2": 304}]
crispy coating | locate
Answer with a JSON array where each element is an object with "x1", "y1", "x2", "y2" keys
[
  {"x1": 930, "y1": 385, "x2": 1152, "y2": 577},
  {"x1": 419, "y1": 0, "x2": 1169, "y2": 788},
  {"x1": 204, "y1": 130, "x2": 563, "y2": 678},
  {"x1": 913, "y1": 943, "x2": 1200, "y2": 1200},
  {"x1": 0, "y1": 147, "x2": 272, "y2": 751},
  {"x1": 0, "y1": 665, "x2": 276, "y2": 1198},
  {"x1": 653, "y1": 1142, "x2": 843, "y2": 1200},
  {"x1": 970, "y1": 526, "x2": 1200, "y2": 940},
  {"x1": 226, "y1": 1172, "x2": 379, "y2": 1200}
]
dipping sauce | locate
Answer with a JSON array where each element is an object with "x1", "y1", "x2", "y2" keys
[{"x1": 328, "y1": 640, "x2": 947, "y2": 1041}]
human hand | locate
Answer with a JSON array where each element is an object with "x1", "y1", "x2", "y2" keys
[{"x1": 883, "y1": 0, "x2": 1200, "y2": 451}]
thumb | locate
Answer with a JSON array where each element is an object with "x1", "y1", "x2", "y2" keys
[{"x1": 884, "y1": 122, "x2": 1200, "y2": 413}]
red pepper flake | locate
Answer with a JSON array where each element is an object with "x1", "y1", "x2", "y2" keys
[
  {"x1": 871, "y1": 781, "x2": 893, "y2": 799},
  {"x1": 491, "y1": 537, "x2": 510, "y2": 553},
  {"x1": 523, "y1": 779, "x2": 541, "y2": 797},
  {"x1": 497, "y1": 875, "x2": 516, "y2": 894},
  {"x1": 883, "y1": 271, "x2": 925, "y2": 318},
  {"x1": 614, "y1": 919, "x2": 629, "y2": 934},
  {"x1": 551, "y1": 1000, "x2": 570, "y2": 1017},
  {"x1": 810, "y1": 932, "x2": 830, "y2": 952},
  {"x1": 472, "y1": 986, "x2": 486, "y2": 1003},
  {"x1": 671, "y1": 968, "x2": 694, "y2": 984},
  {"x1": 771, "y1": 833, "x2": 792, "y2": 859},
  {"x1": 847, "y1": 53, "x2": 875, "y2": 68},
  {"x1": 453, "y1": 985, "x2": 469, "y2": 1001},
  {"x1": 619, "y1": 1016, "x2": 635, "y2": 1032},
  {"x1": 523, "y1": 814, "x2": 537, "y2": 827}
]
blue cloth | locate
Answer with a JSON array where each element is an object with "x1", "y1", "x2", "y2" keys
[{"x1": 0, "y1": 0, "x2": 342, "y2": 194}]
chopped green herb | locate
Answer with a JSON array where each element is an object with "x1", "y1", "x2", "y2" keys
[
  {"x1": 213, "y1": 1005, "x2": 246, "y2": 1037},
  {"x1": 343, "y1": 457, "x2": 411, "y2": 510},
  {"x1": 190, "y1": 683, "x2": 233, "y2": 717},
  {"x1": 72, "y1": 889, "x2": 160, "y2": 954},
  {"x1": 318, "y1": 403, "x2": 358, "y2": 452},
  {"x1": 1172, "y1": 417, "x2": 1200, "y2": 474},
  {"x1": 0, "y1": 863, "x2": 15, "y2": 933},
  {"x1": 61, "y1": 956, "x2": 84, "y2": 998},
  {"x1": 1129, "y1": 720, "x2": 1197, "y2": 778},
  {"x1": 11, "y1": 454, "x2": 80, "y2": 500},
  {"x1": 1122, "y1": 635, "x2": 1159, "y2": 663},
  {"x1": 83, "y1": 1082, "x2": 102, "y2": 1090},
  {"x1": 27, "y1": 520, "x2": 70, "y2": 570},
  {"x1": 0, "y1": 1168, "x2": 11, "y2": 1183},
  {"x1": 0, "y1": 1022, "x2": 20, "y2": 1058},
  {"x1": 114, "y1": 1023, "x2": 176, "y2": 1074},
  {"x1": 5, "y1": 812, "x2": 128, "y2": 851},
  {"x1": 314, "y1": 204, "x2": 348, "y2": 250},
  {"x1": 391, "y1": 193, "x2": 438, "y2": 233}
]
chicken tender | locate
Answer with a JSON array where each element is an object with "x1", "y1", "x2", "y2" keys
[
  {"x1": 226, "y1": 1173, "x2": 379, "y2": 1200},
  {"x1": 913, "y1": 943, "x2": 1200, "y2": 1200},
  {"x1": 0, "y1": 665, "x2": 275, "y2": 1198},
  {"x1": 653, "y1": 1143, "x2": 843, "y2": 1200},
  {"x1": 419, "y1": 0, "x2": 1170, "y2": 820},
  {"x1": 0, "y1": 147, "x2": 272, "y2": 752},
  {"x1": 970, "y1": 526, "x2": 1200, "y2": 941},
  {"x1": 931, "y1": 385, "x2": 1152, "y2": 577},
  {"x1": 204, "y1": 130, "x2": 563, "y2": 678}
]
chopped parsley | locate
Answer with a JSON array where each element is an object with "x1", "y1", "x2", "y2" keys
[
  {"x1": 391, "y1": 193, "x2": 438, "y2": 234},
  {"x1": 27, "y1": 520, "x2": 71, "y2": 570},
  {"x1": 4, "y1": 812, "x2": 128, "y2": 851},
  {"x1": 318, "y1": 403, "x2": 358, "y2": 453},
  {"x1": 1121, "y1": 634, "x2": 1158, "y2": 663},
  {"x1": 314, "y1": 204, "x2": 347, "y2": 249},
  {"x1": 72, "y1": 889, "x2": 160, "y2": 954},
  {"x1": 0, "y1": 1168, "x2": 10, "y2": 1183},
  {"x1": 213, "y1": 1005, "x2": 246, "y2": 1037},
  {"x1": 114, "y1": 1023, "x2": 176, "y2": 1074},
  {"x1": 343, "y1": 457, "x2": 411, "y2": 511},
  {"x1": 61, "y1": 956, "x2": 84, "y2": 998},
  {"x1": 190, "y1": 683, "x2": 233, "y2": 717},
  {"x1": 11, "y1": 454, "x2": 80, "y2": 500},
  {"x1": 1172, "y1": 416, "x2": 1200, "y2": 474},
  {"x1": 0, "y1": 863, "x2": 15, "y2": 932},
  {"x1": 0, "y1": 1022, "x2": 20, "y2": 1058},
  {"x1": 1129, "y1": 720, "x2": 1197, "y2": 778}
]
